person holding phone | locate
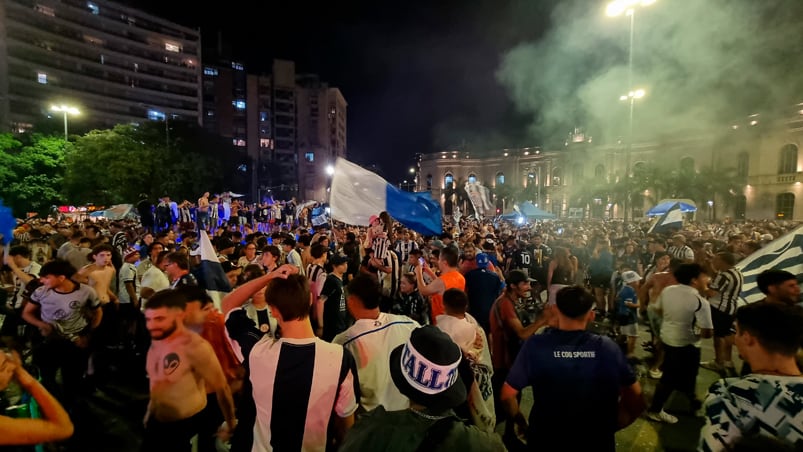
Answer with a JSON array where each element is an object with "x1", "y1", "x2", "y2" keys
[{"x1": 0, "y1": 350, "x2": 74, "y2": 446}]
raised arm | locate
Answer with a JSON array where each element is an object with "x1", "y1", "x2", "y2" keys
[{"x1": 0, "y1": 353, "x2": 73, "y2": 445}]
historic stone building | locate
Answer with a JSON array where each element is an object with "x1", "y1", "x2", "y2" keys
[{"x1": 418, "y1": 109, "x2": 803, "y2": 221}]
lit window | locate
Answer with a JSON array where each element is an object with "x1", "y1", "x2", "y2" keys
[
  {"x1": 165, "y1": 42, "x2": 180, "y2": 53},
  {"x1": 35, "y1": 4, "x2": 55, "y2": 16},
  {"x1": 260, "y1": 138, "x2": 272, "y2": 148},
  {"x1": 87, "y1": 2, "x2": 99, "y2": 14},
  {"x1": 203, "y1": 67, "x2": 218, "y2": 76},
  {"x1": 304, "y1": 152, "x2": 314, "y2": 162},
  {"x1": 231, "y1": 62, "x2": 244, "y2": 71},
  {"x1": 444, "y1": 174, "x2": 454, "y2": 187},
  {"x1": 496, "y1": 172, "x2": 505, "y2": 185},
  {"x1": 468, "y1": 174, "x2": 477, "y2": 183},
  {"x1": 233, "y1": 139, "x2": 246, "y2": 147},
  {"x1": 206, "y1": 110, "x2": 215, "y2": 117},
  {"x1": 232, "y1": 100, "x2": 246, "y2": 110},
  {"x1": 147, "y1": 110, "x2": 165, "y2": 121},
  {"x1": 259, "y1": 111, "x2": 268, "y2": 122},
  {"x1": 37, "y1": 72, "x2": 47, "y2": 84}
]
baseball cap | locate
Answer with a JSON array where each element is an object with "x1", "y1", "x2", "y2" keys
[
  {"x1": 123, "y1": 246, "x2": 140, "y2": 260},
  {"x1": 621, "y1": 271, "x2": 642, "y2": 284},
  {"x1": 475, "y1": 253, "x2": 490, "y2": 269}
]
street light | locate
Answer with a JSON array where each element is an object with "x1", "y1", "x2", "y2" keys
[
  {"x1": 619, "y1": 88, "x2": 646, "y2": 221},
  {"x1": 50, "y1": 105, "x2": 80, "y2": 140},
  {"x1": 325, "y1": 165, "x2": 335, "y2": 176},
  {"x1": 608, "y1": 0, "x2": 654, "y2": 221},
  {"x1": 409, "y1": 167, "x2": 415, "y2": 174}
]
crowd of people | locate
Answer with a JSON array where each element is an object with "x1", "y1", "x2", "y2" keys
[{"x1": 0, "y1": 200, "x2": 801, "y2": 451}]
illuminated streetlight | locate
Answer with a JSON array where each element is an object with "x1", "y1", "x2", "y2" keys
[
  {"x1": 325, "y1": 165, "x2": 335, "y2": 176},
  {"x1": 50, "y1": 104, "x2": 80, "y2": 140},
  {"x1": 409, "y1": 167, "x2": 415, "y2": 174}
]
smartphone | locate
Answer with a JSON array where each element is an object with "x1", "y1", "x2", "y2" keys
[{"x1": 419, "y1": 257, "x2": 426, "y2": 266}]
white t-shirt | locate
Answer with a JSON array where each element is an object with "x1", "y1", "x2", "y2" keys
[
  {"x1": 140, "y1": 266, "x2": 170, "y2": 301},
  {"x1": 117, "y1": 262, "x2": 138, "y2": 304},
  {"x1": 656, "y1": 284, "x2": 713, "y2": 347},
  {"x1": 333, "y1": 312, "x2": 419, "y2": 412}
]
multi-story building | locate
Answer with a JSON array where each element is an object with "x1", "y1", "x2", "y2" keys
[
  {"x1": 296, "y1": 74, "x2": 347, "y2": 201},
  {"x1": 419, "y1": 109, "x2": 803, "y2": 221},
  {"x1": 0, "y1": 0, "x2": 202, "y2": 132},
  {"x1": 202, "y1": 58, "x2": 347, "y2": 202}
]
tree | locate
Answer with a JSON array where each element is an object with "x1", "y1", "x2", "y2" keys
[
  {"x1": 0, "y1": 133, "x2": 67, "y2": 217},
  {"x1": 63, "y1": 121, "x2": 248, "y2": 206}
]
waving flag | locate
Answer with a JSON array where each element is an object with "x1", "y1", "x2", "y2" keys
[
  {"x1": 647, "y1": 202, "x2": 683, "y2": 234},
  {"x1": 0, "y1": 200, "x2": 15, "y2": 246},
  {"x1": 197, "y1": 230, "x2": 232, "y2": 310},
  {"x1": 737, "y1": 225, "x2": 803, "y2": 304},
  {"x1": 330, "y1": 157, "x2": 442, "y2": 236}
]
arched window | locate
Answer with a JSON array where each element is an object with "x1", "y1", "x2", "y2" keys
[
  {"x1": 680, "y1": 157, "x2": 695, "y2": 173},
  {"x1": 737, "y1": 152, "x2": 749, "y2": 178},
  {"x1": 594, "y1": 164, "x2": 605, "y2": 179},
  {"x1": 426, "y1": 174, "x2": 432, "y2": 190},
  {"x1": 468, "y1": 173, "x2": 477, "y2": 184},
  {"x1": 633, "y1": 161, "x2": 647, "y2": 177},
  {"x1": 444, "y1": 173, "x2": 453, "y2": 188},
  {"x1": 496, "y1": 172, "x2": 505, "y2": 185},
  {"x1": 779, "y1": 144, "x2": 798, "y2": 174},
  {"x1": 572, "y1": 164, "x2": 584, "y2": 183},
  {"x1": 776, "y1": 193, "x2": 795, "y2": 219},
  {"x1": 551, "y1": 167, "x2": 562, "y2": 186},
  {"x1": 527, "y1": 172, "x2": 535, "y2": 187}
]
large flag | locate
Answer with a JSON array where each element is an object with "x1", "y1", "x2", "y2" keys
[
  {"x1": 465, "y1": 181, "x2": 494, "y2": 219},
  {"x1": 197, "y1": 230, "x2": 232, "y2": 310},
  {"x1": 330, "y1": 157, "x2": 443, "y2": 236},
  {"x1": 737, "y1": 225, "x2": 803, "y2": 304},
  {"x1": 647, "y1": 202, "x2": 683, "y2": 234}
]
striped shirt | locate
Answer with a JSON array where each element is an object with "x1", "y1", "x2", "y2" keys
[
  {"x1": 306, "y1": 263, "x2": 327, "y2": 299},
  {"x1": 379, "y1": 250, "x2": 401, "y2": 300},
  {"x1": 372, "y1": 236, "x2": 391, "y2": 261},
  {"x1": 708, "y1": 267, "x2": 744, "y2": 315},
  {"x1": 333, "y1": 313, "x2": 419, "y2": 411},
  {"x1": 668, "y1": 245, "x2": 694, "y2": 262},
  {"x1": 393, "y1": 240, "x2": 418, "y2": 263},
  {"x1": 249, "y1": 337, "x2": 359, "y2": 452}
]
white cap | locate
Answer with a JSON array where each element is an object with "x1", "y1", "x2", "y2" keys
[{"x1": 622, "y1": 271, "x2": 642, "y2": 284}]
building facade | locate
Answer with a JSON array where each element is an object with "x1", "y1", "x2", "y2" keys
[
  {"x1": 419, "y1": 110, "x2": 803, "y2": 221},
  {"x1": 202, "y1": 58, "x2": 346, "y2": 202},
  {"x1": 0, "y1": 0, "x2": 202, "y2": 131},
  {"x1": 296, "y1": 74, "x2": 347, "y2": 202}
]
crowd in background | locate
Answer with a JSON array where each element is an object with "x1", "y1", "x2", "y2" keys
[{"x1": 1, "y1": 202, "x2": 801, "y2": 451}]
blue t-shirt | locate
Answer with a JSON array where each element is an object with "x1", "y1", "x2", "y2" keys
[
  {"x1": 616, "y1": 285, "x2": 638, "y2": 325},
  {"x1": 506, "y1": 329, "x2": 636, "y2": 452}
]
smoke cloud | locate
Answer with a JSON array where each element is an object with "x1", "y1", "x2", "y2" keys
[{"x1": 496, "y1": 0, "x2": 803, "y2": 146}]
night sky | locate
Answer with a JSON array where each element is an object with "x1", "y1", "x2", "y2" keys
[{"x1": 126, "y1": 0, "x2": 558, "y2": 182}]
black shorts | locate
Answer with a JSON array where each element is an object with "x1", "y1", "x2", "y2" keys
[
  {"x1": 590, "y1": 275, "x2": 610, "y2": 289},
  {"x1": 142, "y1": 410, "x2": 204, "y2": 452},
  {"x1": 711, "y1": 308, "x2": 735, "y2": 338}
]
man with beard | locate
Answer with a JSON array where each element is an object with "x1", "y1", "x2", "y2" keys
[{"x1": 142, "y1": 290, "x2": 236, "y2": 452}]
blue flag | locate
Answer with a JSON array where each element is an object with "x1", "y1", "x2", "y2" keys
[{"x1": 647, "y1": 202, "x2": 683, "y2": 234}]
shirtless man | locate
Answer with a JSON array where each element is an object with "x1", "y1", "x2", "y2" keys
[
  {"x1": 75, "y1": 244, "x2": 117, "y2": 305},
  {"x1": 638, "y1": 253, "x2": 681, "y2": 378},
  {"x1": 142, "y1": 289, "x2": 236, "y2": 452},
  {"x1": 197, "y1": 192, "x2": 210, "y2": 231}
]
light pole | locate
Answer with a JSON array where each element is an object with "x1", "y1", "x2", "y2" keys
[
  {"x1": 619, "y1": 89, "x2": 645, "y2": 221},
  {"x1": 50, "y1": 105, "x2": 80, "y2": 140},
  {"x1": 608, "y1": 0, "x2": 655, "y2": 221}
]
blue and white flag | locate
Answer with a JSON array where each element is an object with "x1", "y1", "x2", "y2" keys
[
  {"x1": 647, "y1": 202, "x2": 683, "y2": 234},
  {"x1": 330, "y1": 157, "x2": 443, "y2": 236},
  {"x1": 737, "y1": 225, "x2": 803, "y2": 304},
  {"x1": 198, "y1": 230, "x2": 232, "y2": 310}
]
